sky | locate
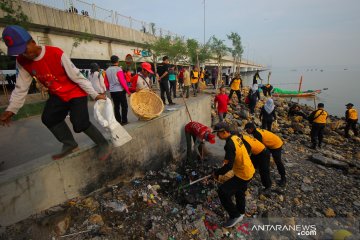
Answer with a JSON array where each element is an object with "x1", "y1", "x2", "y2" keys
[{"x1": 77, "y1": 0, "x2": 360, "y2": 68}]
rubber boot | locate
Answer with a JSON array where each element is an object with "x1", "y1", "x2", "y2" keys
[
  {"x1": 49, "y1": 121, "x2": 79, "y2": 160},
  {"x1": 83, "y1": 123, "x2": 112, "y2": 161},
  {"x1": 278, "y1": 176, "x2": 287, "y2": 187}
]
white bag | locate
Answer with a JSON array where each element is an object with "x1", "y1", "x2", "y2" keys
[{"x1": 94, "y1": 98, "x2": 132, "y2": 147}]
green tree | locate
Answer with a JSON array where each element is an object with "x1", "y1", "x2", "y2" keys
[
  {"x1": 144, "y1": 36, "x2": 172, "y2": 75},
  {"x1": 227, "y1": 32, "x2": 244, "y2": 74},
  {"x1": 70, "y1": 31, "x2": 94, "y2": 58},
  {"x1": 186, "y1": 38, "x2": 212, "y2": 67},
  {"x1": 208, "y1": 35, "x2": 230, "y2": 88},
  {"x1": 167, "y1": 37, "x2": 187, "y2": 67}
]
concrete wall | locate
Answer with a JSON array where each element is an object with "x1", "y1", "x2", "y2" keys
[{"x1": 0, "y1": 95, "x2": 211, "y2": 227}]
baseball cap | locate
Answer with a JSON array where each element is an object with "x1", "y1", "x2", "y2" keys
[
  {"x1": 2, "y1": 25, "x2": 32, "y2": 56},
  {"x1": 141, "y1": 62, "x2": 154, "y2": 74},
  {"x1": 213, "y1": 122, "x2": 231, "y2": 133},
  {"x1": 318, "y1": 103, "x2": 324, "y2": 108},
  {"x1": 346, "y1": 103, "x2": 354, "y2": 107},
  {"x1": 244, "y1": 122, "x2": 256, "y2": 130},
  {"x1": 110, "y1": 55, "x2": 119, "y2": 63}
]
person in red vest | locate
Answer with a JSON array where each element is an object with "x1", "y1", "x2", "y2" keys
[
  {"x1": 129, "y1": 62, "x2": 153, "y2": 93},
  {"x1": 185, "y1": 121, "x2": 215, "y2": 163},
  {"x1": 0, "y1": 25, "x2": 111, "y2": 161}
]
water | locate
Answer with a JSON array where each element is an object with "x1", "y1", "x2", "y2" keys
[{"x1": 241, "y1": 66, "x2": 360, "y2": 117}]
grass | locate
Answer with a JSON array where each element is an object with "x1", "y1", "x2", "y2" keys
[{"x1": 0, "y1": 101, "x2": 46, "y2": 121}]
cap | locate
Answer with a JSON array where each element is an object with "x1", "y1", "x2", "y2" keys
[
  {"x1": 244, "y1": 122, "x2": 256, "y2": 130},
  {"x1": 2, "y1": 25, "x2": 32, "y2": 56},
  {"x1": 213, "y1": 122, "x2": 231, "y2": 133},
  {"x1": 346, "y1": 103, "x2": 354, "y2": 107},
  {"x1": 318, "y1": 103, "x2": 324, "y2": 108},
  {"x1": 205, "y1": 132, "x2": 216, "y2": 144},
  {"x1": 141, "y1": 62, "x2": 154, "y2": 74},
  {"x1": 110, "y1": 55, "x2": 119, "y2": 63}
]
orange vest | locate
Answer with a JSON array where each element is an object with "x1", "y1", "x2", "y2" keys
[
  {"x1": 256, "y1": 128, "x2": 283, "y2": 149},
  {"x1": 229, "y1": 135, "x2": 255, "y2": 180},
  {"x1": 243, "y1": 135, "x2": 265, "y2": 155},
  {"x1": 313, "y1": 109, "x2": 328, "y2": 124},
  {"x1": 348, "y1": 108, "x2": 358, "y2": 120}
]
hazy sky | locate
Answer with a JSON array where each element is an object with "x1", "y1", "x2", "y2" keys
[{"x1": 82, "y1": 0, "x2": 359, "y2": 67}]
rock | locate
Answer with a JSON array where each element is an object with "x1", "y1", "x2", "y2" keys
[
  {"x1": 310, "y1": 154, "x2": 349, "y2": 170},
  {"x1": 193, "y1": 218, "x2": 209, "y2": 239},
  {"x1": 82, "y1": 197, "x2": 100, "y2": 211},
  {"x1": 293, "y1": 198, "x2": 301, "y2": 206},
  {"x1": 301, "y1": 183, "x2": 314, "y2": 192},
  {"x1": 302, "y1": 176, "x2": 312, "y2": 184},
  {"x1": 259, "y1": 194, "x2": 267, "y2": 201},
  {"x1": 353, "y1": 201, "x2": 360, "y2": 207},
  {"x1": 175, "y1": 222, "x2": 183, "y2": 232},
  {"x1": 156, "y1": 232, "x2": 168, "y2": 240},
  {"x1": 324, "y1": 208, "x2": 336, "y2": 217},
  {"x1": 355, "y1": 152, "x2": 360, "y2": 160},
  {"x1": 278, "y1": 195, "x2": 284, "y2": 202},
  {"x1": 89, "y1": 214, "x2": 104, "y2": 226}
]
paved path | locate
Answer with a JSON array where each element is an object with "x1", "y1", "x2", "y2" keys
[{"x1": 0, "y1": 91, "x2": 216, "y2": 171}]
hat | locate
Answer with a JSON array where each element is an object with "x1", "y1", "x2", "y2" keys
[
  {"x1": 213, "y1": 122, "x2": 231, "y2": 133},
  {"x1": 346, "y1": 103, "x2": 354, "y2": 107},
  {"x1": 110, "y1": 55, "x2": 119, "y2": 63},
  {"x1": 141, "y1": 62, "x2": 154, "y2": 74},
  {"x1": 244, "y1": 122, "x2": 256, "y2": 130},
  {"x1": 2, "y1": 25, "x2": 32, "y2": 56},
  {"x1": 318, "y1": 103, "x2": 324, "y2": 108}
]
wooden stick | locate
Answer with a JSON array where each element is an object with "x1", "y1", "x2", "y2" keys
[{"x1": 182, "y1": 94, "x2": 193, "y2": 122}]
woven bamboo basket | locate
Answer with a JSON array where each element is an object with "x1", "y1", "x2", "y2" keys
[{"x1": 130, "y1": 89, "x2": 164, "y2": 120}]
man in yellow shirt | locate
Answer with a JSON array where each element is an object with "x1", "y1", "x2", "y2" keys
[
  {"x1": 228, "y1": 73, "x2": 243, "y2": 104},
  {"x1": 308, "y1": 103, "x2": 328, "y2": 149},
  {"x1": 242, "y1": 134, "x2": 272, "y2": 191},
  {"x1": 190, "y1": 66, "x2": 199, "y2": 97},
  {"x1": 212, "y1": 122, "x2": 255, "y2": 228},
  {"x1": 245, "y1": 122, "x2": 286, "y2": 187},
  {"x1": 345, "y1": 103, "x2": 358, "y2": 138}
]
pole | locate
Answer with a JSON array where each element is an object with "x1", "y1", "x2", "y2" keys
[
  {"x1": 182, "y1": 95, "x2": 193, "y2": 122},
  {"x1": 298, "y1": 75, "x2": 303, "y2": 93},
  {"x1": 203, "y1": 0, "x2": 206, "y2": 45}
]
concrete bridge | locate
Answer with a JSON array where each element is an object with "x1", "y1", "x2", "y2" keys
[{"x1": 0, "y1": 0, "x2": 265, "y2": 71}]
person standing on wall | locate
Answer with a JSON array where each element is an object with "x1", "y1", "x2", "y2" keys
[
  {"x1": 0, "y1": 25, "x2": 111, "y2": 161},
  {"x1": 156, "y1": 56, "x2": 175, "y2": 105},
  {"x1": 190, "y1": 65, "x2": 199, "y2": 97},
  {"x1": 168, "y1": 65, "x2": 177, "y2": 98},
  {"x1": 129, "y1": 62, "x2": 153, "y2": 93},
  {"x1": 253, "y1": 70, "x2": 263, "y2": 84},
  {"x1": 104, "y1": 55, "x2": 131, "y2": 125},
  {"x1": 88, "y1": 63, "x2": 106, "y2": 94}
]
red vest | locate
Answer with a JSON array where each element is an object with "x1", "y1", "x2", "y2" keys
[
  {"x1": 17, "y1": 46, "x2": 87, "y2": 102},
  {"x1": 185, "y1": 121, "x2": 211, "y2": 140}
]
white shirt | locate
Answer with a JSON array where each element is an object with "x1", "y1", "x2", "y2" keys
[{"x1": 88, "y1": 71, "x2": 106, "y2": 94}]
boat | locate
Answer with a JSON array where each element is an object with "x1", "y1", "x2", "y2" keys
[{"x1": 272, "y1": 88, "x2": 321, "y2": 97}]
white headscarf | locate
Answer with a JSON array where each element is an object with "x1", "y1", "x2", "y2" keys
[
  {"x1": 264, "y1": 98, "x2": 275, "y2": 114},
  {"x1": 251, "y1": 83, "x2": 258, "y2": 92}
]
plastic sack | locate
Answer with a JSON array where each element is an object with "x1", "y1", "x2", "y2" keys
[{"x1": 94, "y1": 98, "x2": 132, "y2": 147}]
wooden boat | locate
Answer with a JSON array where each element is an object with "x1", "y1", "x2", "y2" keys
[{"x1": 272, "y1": 88, "x2": 321, "y2": 97}]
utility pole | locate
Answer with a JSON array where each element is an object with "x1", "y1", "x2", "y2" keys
[{"x1": 203, "y1": 0, "x2": 206, "y2": 45}]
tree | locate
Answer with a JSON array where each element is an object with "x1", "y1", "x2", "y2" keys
[
  {"x1": 70, "y1": 31, "x2": 93, "y2": 58},
  {"x1": 144, "y1": 36, "x2": 172, "y2": 75},
  {"x1": 186, "y1": 38, "x2": 212, "y2": 67},
  {"x1": 167, "y1": 37, "x2": 187, "y2": 67},
  {"x1": 208, "y1": 35, "x2": 230, "y2": 88},
  {"x1": 227, "y1": 32, "x2": 244, "y2": 74}
]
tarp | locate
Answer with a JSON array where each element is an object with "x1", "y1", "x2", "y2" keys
[{"x1": 273, "y1": 88, "x2": 316, "y2": 94}]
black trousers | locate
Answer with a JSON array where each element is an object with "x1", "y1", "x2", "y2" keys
[
  {"x1": 42, "y1": 94, "x2": 90, "y2": 132},
  {"x1": 311, "y1": 123, "x2": 325, "y2": 146},
  {"x1": 262, "y1": 120, "x2": 273, "y2": 131},
  {"x1": 110, "y1": 91, "x2": 128, "y2": 124},
  {"x1": 191, "y1": 82, "x2": 198, "y2": 96},
  {"x1": 251, "y1": 149, "x2": 272, "y2": 188},
  {"x1": 263, "y1": 89, "x2": 272, "y2": 96},
  {"x1": 345, "y1": 119, "x2": 358, "y2": 137},
  {"x1": 218, "y1": 176, "x2": 250, "y2": 218},
  {"x1": 269, "y1": 147, "x2": 286, "y2": 179},
  {"x1": 159, "y1": 80, "x2": 173, "y2": 104},
  {"x1": 229, "y1": 90, "x2": 241, "y2": 103},
  {"x1": 169, "y1": 80, "x2": 177, "y2": 98},
  {"x1": 211, "y1": 78, "x2": 216, "y2": 89}
]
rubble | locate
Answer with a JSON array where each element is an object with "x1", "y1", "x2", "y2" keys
[{"x1": 1, "y1": 88, "x2": 360, "y2": 239}]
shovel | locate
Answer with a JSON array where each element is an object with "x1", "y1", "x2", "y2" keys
[{"x1": 177, "y1": 174, "x2": 212, "y2": 191}]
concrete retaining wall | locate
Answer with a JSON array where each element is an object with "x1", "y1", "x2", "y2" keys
[{"x1": 0, "y1": 95, "x2": 211, "y2": 226}]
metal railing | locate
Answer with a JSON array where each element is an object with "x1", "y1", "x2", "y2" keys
[{"x1": 23, "y1": 0, "x2": 181, "y2": 39}]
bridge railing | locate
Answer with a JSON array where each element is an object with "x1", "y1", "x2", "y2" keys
[{"x1": 23, "y1": 0, "x2": 181, "y2": 39}]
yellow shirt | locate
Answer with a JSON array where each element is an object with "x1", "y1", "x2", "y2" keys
[
  {"x1": 183, "y1": 70, "x2": 191, "y2": 86},
  {"x1": 230, "y1": 135, "x2": 255, "y2": 180},
  {"x1": 191, "y1": 71, "x2": 199, "y2": 84},
  {"x1": 313, "y1": 109, "x2": 328, "y2": 124},
  {"x1": 242, "y1": 135, "x2": 266, "y2": 155},
  {"x1": 349, "y1": 108, "x2": 358, "y2": 120},
  {"x1": 230, "y1": 78, "x2": 241, "y2": 91},
  {"x1": 256, "y1": 128, "x2": 283, "y2": 149}
]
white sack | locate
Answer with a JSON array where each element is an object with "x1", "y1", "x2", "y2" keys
[{"x1": 94, "y1": 98, "x2": 132, "y2": 147}]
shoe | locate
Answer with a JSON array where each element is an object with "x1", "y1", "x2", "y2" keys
[
  {"x1": 49, "y1": 121, "x2": 79, "y2": 160},
  {"x1": 310, "y1": 144, "x2": 316, "y2": 150},
  {"x1": 84, "y1": 123, "x2": 112, "y2": 161},
  {"x1": 169, "y1": 102, "x2": 176, "y2": 105},
  {"x1": 121, "y1": 122, "x2": 129, "y2": 126},
  {"x1": 223, "y1": 214, "x2": 244, "y2": 228},
  {"x1": 318, "y1": 144, "x2": 322, "y2": 149},
  {"x1": 277, "y1": 178, "x2": 287, "y2": 187}
]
